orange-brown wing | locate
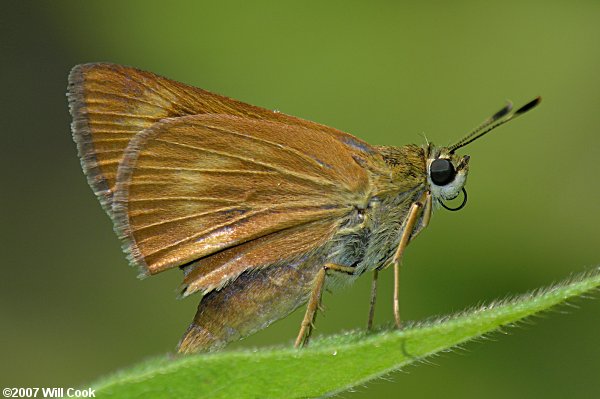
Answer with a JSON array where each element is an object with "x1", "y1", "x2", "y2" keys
[
  {"x1": 112, "y1": 114, "x2": 375, "y2": 277},
  {"x1": 180, "y1": 219, "x2": 339, "y2": 296},
  {"x1": 67, "y1": 63, "x2": 372, "y2": 217}
]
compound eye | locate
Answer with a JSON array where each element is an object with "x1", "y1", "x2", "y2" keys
[{"x1": 430, "y1": 158, "x2": 456, "y2": 186}]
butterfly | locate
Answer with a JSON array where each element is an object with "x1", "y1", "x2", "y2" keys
[{"x1": 67, "y1": 63, "x2": 540, "y2": 353}]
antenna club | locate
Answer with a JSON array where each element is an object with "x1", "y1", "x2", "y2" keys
[{"x1": 515, "y1": 96, "x2": 542, "y2": 115}]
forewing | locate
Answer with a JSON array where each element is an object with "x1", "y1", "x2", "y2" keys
[
  {"x1": 113, "y1": 114, "x2": 373, "y2": 276},
  {"x1": 67, "y1": 63, "x2": 375, "y2": 217}
]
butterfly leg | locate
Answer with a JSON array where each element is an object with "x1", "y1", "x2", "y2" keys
[
  {"x1": 392, "y1": 191, "x2": 432, "y2": 328},
  {"x1": 295, "y1": 263, "x2": 355, "y2": 348},
  {"x1": 367, "y1": 269, "x2": 379, "y2": 331}
]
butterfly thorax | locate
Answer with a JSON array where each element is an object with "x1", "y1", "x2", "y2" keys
[{"x1": 324, "y1": 144, "x2": 429, "y2": 284}]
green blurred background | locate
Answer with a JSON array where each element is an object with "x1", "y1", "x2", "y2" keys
[{"x1": 2, "y1": 1, "x2": 599, "y2": 397}]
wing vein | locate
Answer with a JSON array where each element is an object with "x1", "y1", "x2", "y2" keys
[
  {"x1": 88, "y1": 111, "x2": 160, "y2": 120},
  {"x1": 92, "y1": 138, "x2": 134, "y2": 143},
  {"x1": 150, "y1": 77, "x2": 204, "y2": 115},
  {"x1": 127, "y1": 196, "x2": 239, "y2": 203},
  {"x1": 137, "y1": 204, "x2": 342, "y2": 258},
  {"x1": 130, "y1": 205, "x2": 244, "y2": 232},
  {"x1": 110, "y1": 68, "x2": 185, "y2": 108},
  {"x1": 202, "y1": 123, "x2": 333, "y2": 171},
  {"x1": 154, "y1": 138, "x2": 337, "y2": 188},
  {"x1": 84, "y1": 96, "x2": 165, "y2": 110},
  {"x1": 135, "y1": 165, "x2": 276, "y2": 175}
]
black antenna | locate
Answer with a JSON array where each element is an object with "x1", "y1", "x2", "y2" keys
[{"x1": 448, "y1": 96, "x2": 541, "y2": 153}]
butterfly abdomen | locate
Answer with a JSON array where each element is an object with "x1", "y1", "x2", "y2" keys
[{"x1": 178, "y1": 253, "x2": 326, "y2": 353}]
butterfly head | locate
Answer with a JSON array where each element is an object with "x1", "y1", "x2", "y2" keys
[
  {"x1": 426, "y1": 147, "x2": 470, "y2": 204},
  {"x1": 426, "y1": 96, "x2": 541, "y2": 211}
]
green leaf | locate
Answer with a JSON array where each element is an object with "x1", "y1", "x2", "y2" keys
[{"x1": 92, "y1": 268, "x2": 600, "y2": 398}]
